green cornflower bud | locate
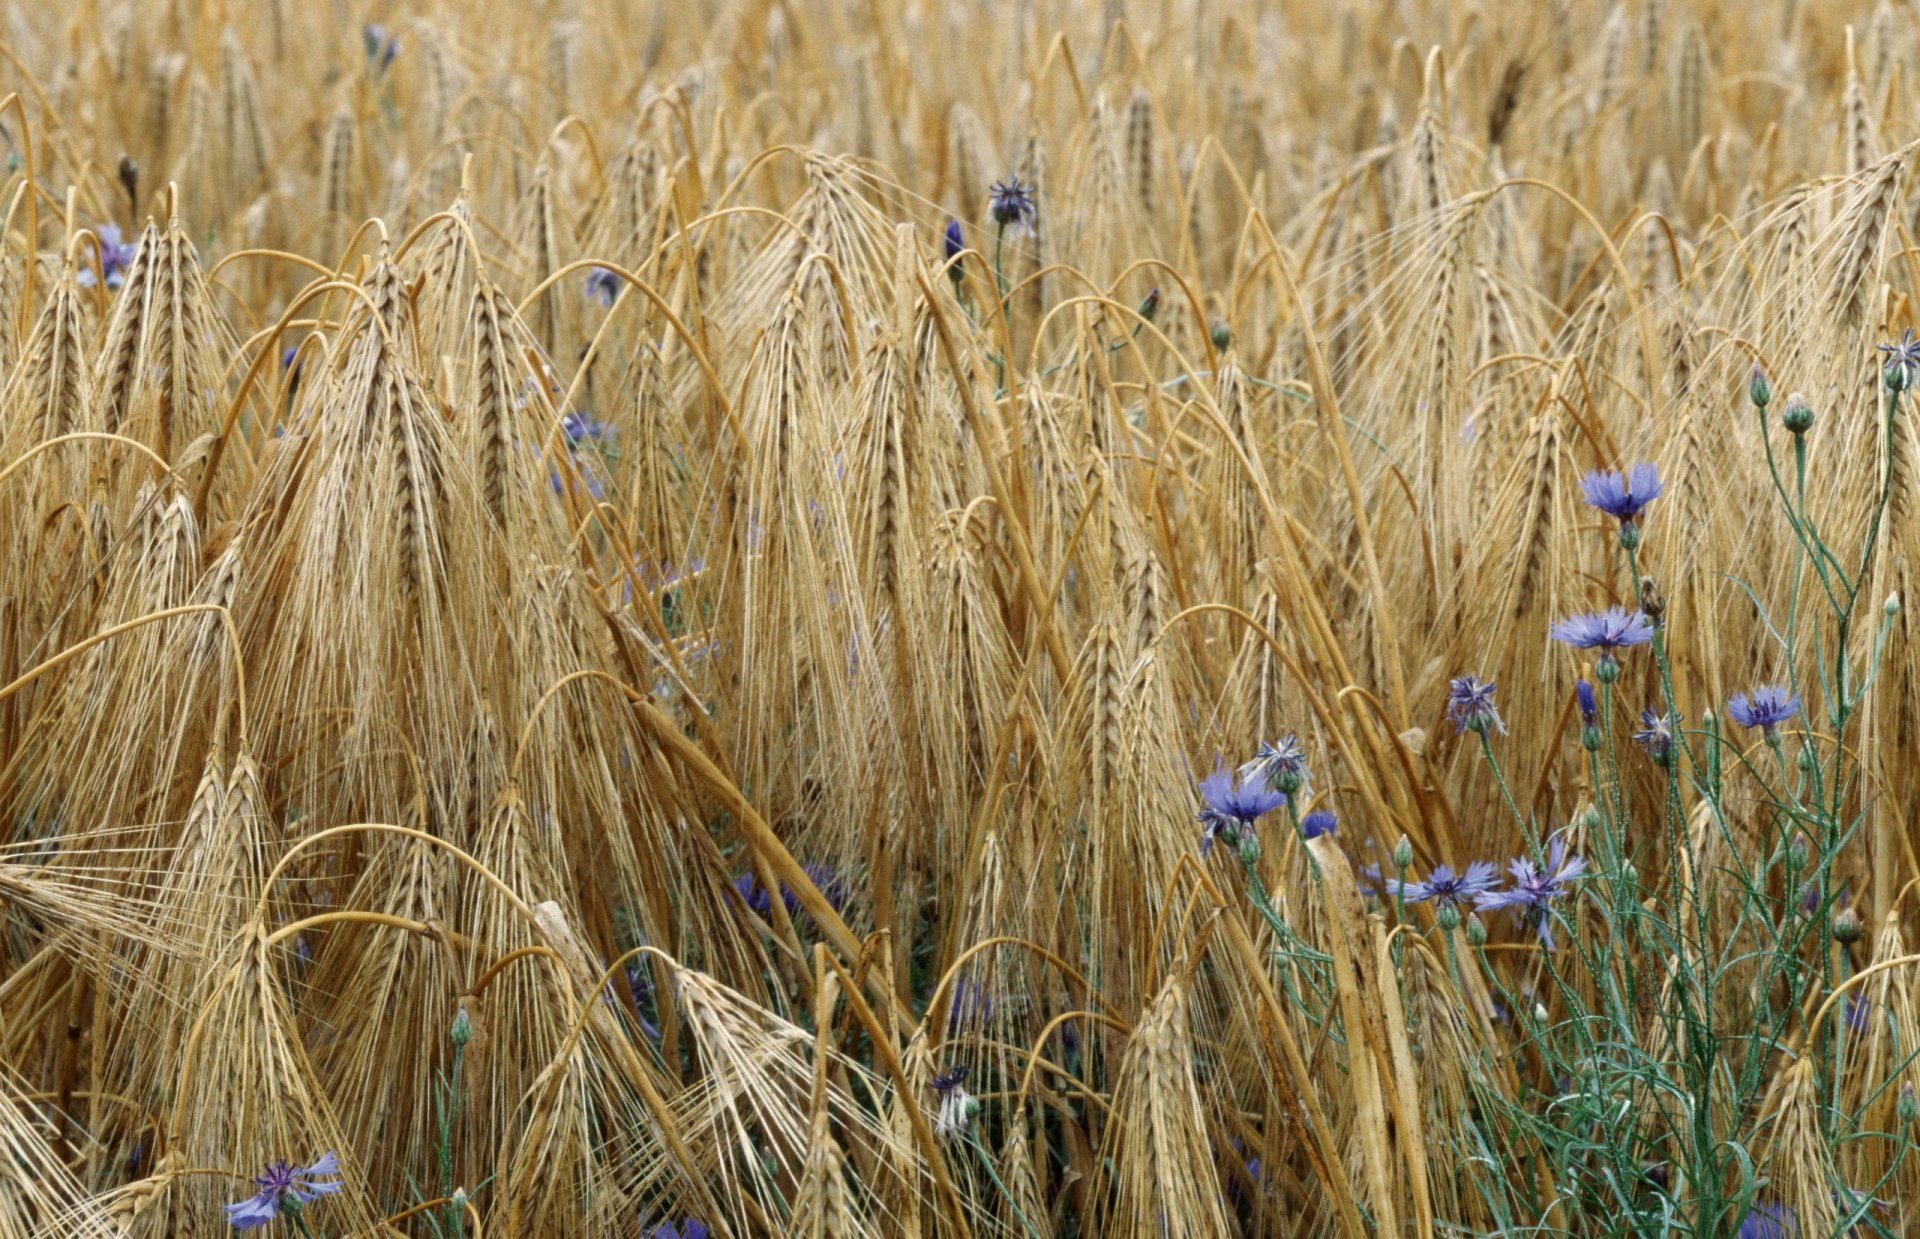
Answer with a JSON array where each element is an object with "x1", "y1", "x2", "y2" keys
[{"x1": 1781, "y1": 393, "x2": 1814, "y2": 435}]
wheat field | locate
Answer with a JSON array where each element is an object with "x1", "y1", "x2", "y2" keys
[{"x1": 3, "y1": 0, "x2": 1920, "y2": 1234}]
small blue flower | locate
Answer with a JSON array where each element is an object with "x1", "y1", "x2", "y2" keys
[
  {"x1": 647, "y1": 1221, "x2": 712, "y2": 1239},
  {"x1": 1238, "y1": 734, "x2": 1309, "y2": 797},
  {"x1": 1476, "y1": 836, "x2": 1587, "y2": 950},
  {"x1": 1579, "y1": 462, "x2": 1663, "y2": 522},
  {"x1": 988, "y1": 176, "x2": 1037, "y2": 230},
  {"x1": 1736, "y1": 1202, "x2": 1792, "y2": 1239},
  {"x1": 942, "y1": 219, "x2": 964, "y2": 264},
  {"x1": 1446, "y1": 675, "x2": 1505, "y2": 735},
  {"x1": 947, "y1": 977, "x2": 993, "y2": 1033},
  {"x1": 550, "y1": 460, "x2": 606, "y2": 500},
  {"x1": 800, "y1": 862, "x2": 850, "y2": 914},
  {"x1": 1300, "y1": 810, "x2": 1338, "y2": 840},
  {"x1": 225, "y1": 1153, "x2": 343, "y2": 1230},
  {"x1": 1196, "y1": 761, "x2": 1286, "y2": 855},
  {"x1": 1633, "y1": 708, "x2": 1674, "y2": 762},
  {"x1": 732, "y1": 870, "x2": 776, "y2": 918},
  {"x1": 363, "y1": 23, "x2": 400, "y2": 72},
  {"x1": 1550, "y1": 607, "x2": 1654, "y2": 653},
  {"x1": 1386, "y1": 861, "x2": 1499, "y2": 911},
  {"x1": 1844, "y1": 994, "x2": 1873, "y2": 1035},
  {"x1": 561, "y1": 411, "x2": 612, "y2": 444},
  {"x1": 583, "y1": 266, "x2": 622, "y2": 308},
  {"x1": 77, "y1": 223, "x2": 138, "y2": 290},
  {"x1": 1727, "y1": 684, "x2": 1799, "y2": 733},
  {"x1": 1574, "y1": 680, "x2": 1597, "y2": 725},
  {"x1": 1877, "y1": 329, "x2": 1920, "y2": 386}
]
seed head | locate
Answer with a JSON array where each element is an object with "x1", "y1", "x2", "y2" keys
[{"x1": 988, "y1": 176, "x2": 1037, "y2": 230}]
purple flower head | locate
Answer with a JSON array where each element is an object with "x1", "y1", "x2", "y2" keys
[
  {"x1": 1633, "y1": 708, "x2": 1675, "y2": 763},
  {"x1": 931, "y1": 1064, "x2": 970, "y2": 1097},
  {"x1": 800, "y1": 862, "x2": 850, "y2": 914},
  {"x1": 1574, "y1": 680, "x2": 1597, "y2": 725},
  {"x1": 1354, "y1": 861, "x2": 1383, "y2": 900},
  {"x1": 1300, "y1": 810, "x2": 1338, "y2": 840},
  {"x1": 225, "y1": 1153, "x2": 343, "y2": 1230},
  {"x1": 649, "y1": 1222, "x2": 711, "y2": 1239},
  {"x1": 1737, "y1": 1202, "x2": 1792, "y2": 1239},
  {"x1": 1844, "y1": 994, "x2": 1873, "y2": 1035},
  {"x1": 561, "y1": 411, "x2": 612, "y2": 444},
  {"x1": 77, "y1": 223, "x2": 138, "y2": 290},
  {"x1": 1239, "y1": 734, "x2": 1309, "y2": 797},
  {"x1": 363, "y1": 23, "x2": 400, "y2": 71},
  {"x1": 988, "y1": 176, "x2": 1037, "y2": 230},
  {"x1": 1446, "y1": 675, "x2": 1505, "y2": 735},
  {"x1": 1550, "y1": 607, "x2": 1654, "y2": 653},
  {"x1": 583, "y1": 266, "x2": 622, "y2": 308},
  {"x1": 1580, "y1": 462, "x2": 1664, "y2": 523},
  {"x1": 1476, "y1": 836, "x2": 1587, "y2": 950},
  {"x1": 942, "y1": 219, "x2": 965, "y2": 263},
  {"x1": 1196, "y1": 761, "x2": 1286, "y2": 855},
  {"x1": 550, "y1": 459, "x2": 606, "y2": 500},
  {"x1": 1877, "y1": 328, "x2": 1920, "y2": 386},
  {"x1": 732, "y1": 871, "x2": 776, "y2": 918},
  {"x1": 622, "y1": 965, "x2": 663, "y2": 1039},
  {"x1": 1387, "y1": 861, "x2": 1499, "y2": 911},
  {"x1": 1727, "y1": 684, "x2": 1799, "y2": 733},
  {"x1": 947, "y1": 977, "x2": 993, "y2": 1033}
]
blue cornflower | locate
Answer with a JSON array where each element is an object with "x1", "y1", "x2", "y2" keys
[
  {"x1": 225, "y1": 1153, "x2": 343, "y2": 1230},
  {"x1": 77, "y1": 223, "x2": 138, "y2": 290},
  {"x1": 930, "y1": 1065, "x2": 978, "y2": 1139},
  {"x1": 1446, "y1": 675, "x2": 1505, "y2": 735},
  {"x1": 948, "y1": 977, "x2": 993, "y2": 1033},
  {"x1": 363, "y1": 23, "x2": 400, "y2": 72},
  {"x1": 1877, "y1": 328, "x2": 1920, "y2": 386},
  {"x1": 988, "y1": 176, "x2": 1037, "y2": 230},
  {"x1": 621, "y1": 965, "x2": 663, "y2": 1039},
  {"x1": 1844, "y1": 994, "x2": 1873, "y2": 1035},
  {"x1": 550, "y1": 459, "x2": 605, "y2": 500},
  {"x1": 1633, "y1": 708, "x2": 1675, "y2": 763},
  {"x1": 647, "y1": 1222, "x2": 712, "y2": 1239},
  {"x1": 1196, "y1": 762, "x2": 1286, "y2": 855},
  {"x1": 1300, "y1": 810, "x2": 1337, "y2": 840},
  {"x1": 561, "y1": 411, "x2": 612, "y2": 444},
  {"x1": 801, "y1": 862, "x2": 850, "y2": 913},
  {"x1": 1736, "y1": 1202, "x2": 1792, "y2": 1239},
  {"x1": 733, "y1": 865, "x2": 847, "y2": 920},
  {"x1": 1550, "y1": 607, "x2": 1654, "y2": 653},
  {"x1": 1574, "y1": 680, "x2": 1597, "y2": 725},
  {"x1": 732, "y1": 870, "x2": 778, "y2": 918},
  {"x1": 1476, "y1": 836, "x2": 1587, "y2": 950},
  {"x1": 942, "y1": 219, "x2": 964, "y2": 264},
  {"x1": 1239, "y1": 734, "x2": 1309, "y2": 797},
  {"x1": 583, "y1": 266, "x2": 622, "y2": 308},
  {"x1": 1386, "y1": 861, "x2": 1499, "y2": 912},
  {"x1": 1579, "y1": 462, "x2": 1664, "y2": 523},
  {"x1": 1727, "y1": 684, "x2": 1799, "y2": 734}
]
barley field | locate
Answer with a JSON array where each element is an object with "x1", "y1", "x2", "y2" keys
[{"x1": 3, "y1": 0, "x2": 1920, "y2": 1234}]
